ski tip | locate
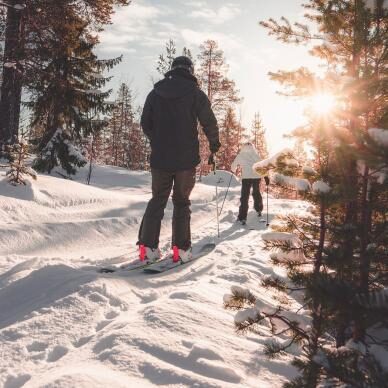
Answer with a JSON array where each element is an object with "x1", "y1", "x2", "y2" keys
[
  {"x1": 98, "y1": 268, "x2": 115, "y2": 273},
  {"x1": 143, "y1": 269, "x2": 161, "y2": 274},
  {"x1": 202, "y1": 242, "x2": 216, "y2": 249}
]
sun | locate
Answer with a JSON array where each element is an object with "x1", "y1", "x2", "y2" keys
[{"x1": 310, "y1": 93, "x2": 336, "y2": 115}]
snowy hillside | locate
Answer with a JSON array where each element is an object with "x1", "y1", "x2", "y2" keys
[{"x1": 0, "y1": 166, "x2": 311, "y2": 388}]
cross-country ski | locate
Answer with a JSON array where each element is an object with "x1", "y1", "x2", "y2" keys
[{"x1": 143, "y1": 243, "x2": 216, "y2": 274}]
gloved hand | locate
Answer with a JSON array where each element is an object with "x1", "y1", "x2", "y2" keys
[
  {"x1": 264, "y1": 176, "x2": 270, "y2": 186},
  {"x1": 210, "y1": 141, "x2": 221, "y2": 154},
  {"x1": 208, "y1": 153, "x2": 215, "y2": 166}
]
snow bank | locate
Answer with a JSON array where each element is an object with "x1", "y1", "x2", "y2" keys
[{"x1": 1, "y1": 165, "x2": 309, "y2": 387}]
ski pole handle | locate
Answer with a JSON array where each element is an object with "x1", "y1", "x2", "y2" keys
[
  {"x1": 264, "y1": 176, "x2": 270, "y2": 186},
  {"x1": 208, "y1": 153, "x2": 216, "y2": 173}
]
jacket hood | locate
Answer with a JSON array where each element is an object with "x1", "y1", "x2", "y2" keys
[{"x1": 154, "y1": 68, "x2": 198, "y2": 99}]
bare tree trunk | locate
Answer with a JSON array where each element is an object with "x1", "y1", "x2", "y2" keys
[
  {"x1": 87, "y1": 136, "x2": 95, "y2": 185},
  {"x1": 0, "y1": 1, "x2": 24, "y2": 148}
]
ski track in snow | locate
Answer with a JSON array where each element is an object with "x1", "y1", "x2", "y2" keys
[{"x1": 0, "y1": 166, "x2": 310, "y2": 387}]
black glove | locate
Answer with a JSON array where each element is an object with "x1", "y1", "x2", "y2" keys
[
  {"x1": 210, "y1": 141, "x2": 221, "y2": 154},
  {"x1": 264, "y1": 176, "x2": 270, "y2": 186}
]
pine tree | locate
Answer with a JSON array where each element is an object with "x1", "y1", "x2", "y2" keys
[
  {"x1": 134, "y1": 106, "x2": 151, "y2": 171},
  {"x1": 292, "y1": 137, "x2": 307, "y2": 166},
  {"x1": 218, "y1": 107, "x2": 242, "y2": 170},
  {"x1": 156, "y1": 39, "x2": 176, "y2": 75},
  {"x1": 225, "y1": 1, "x2": 388, "y2": 387},
  {"x1": 156, "y1": 39, "x2": 195, "y2": 76},
  {"x1": 128, "y1": 109, "x2": 147, "y2": 170},
  {"x1": 251, "y1": 112, "x2": 269, "y2": 159},
  {"x1": 106, "y1": 83, "x2": 134, "y2": 167},
  {"x1": 196, "y1": 40, "x2": 241, "y2": 177}
]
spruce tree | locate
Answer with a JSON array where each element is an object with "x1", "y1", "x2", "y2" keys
[
  {"x1": 26, "y1": 3, "x2": 121, "y2": 175},
  {"x1": 0, "y1": 0, "x2": 129, "y2": 151}
]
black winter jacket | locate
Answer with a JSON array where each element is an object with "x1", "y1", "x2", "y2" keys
[{"x1": 141, "y1": 68, "x2": 219, "y2": 171}]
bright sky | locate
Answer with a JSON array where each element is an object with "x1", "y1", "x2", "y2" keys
[{"x1": 97, "y1": 0, "x2": 322, "y2": 153}]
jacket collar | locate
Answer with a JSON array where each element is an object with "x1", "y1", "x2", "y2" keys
[{"x1": 164, "y1": 68, "x2": 198, "y2": 85}]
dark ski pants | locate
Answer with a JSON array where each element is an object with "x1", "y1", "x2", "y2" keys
[
  {"x1": 238, "y1": 178, "x2": 263, "y2": 221},
  {"x1": 138, "y1": 168, "x2": 196, "y2": 250}
]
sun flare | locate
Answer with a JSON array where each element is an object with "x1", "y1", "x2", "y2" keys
[{"x1": 310, "y1": 93, "x2": 336, "y2": 115}]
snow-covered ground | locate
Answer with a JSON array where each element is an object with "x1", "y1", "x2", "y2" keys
[{"x1": 0, "y1": 165, "x2": 311, "y2": 388}]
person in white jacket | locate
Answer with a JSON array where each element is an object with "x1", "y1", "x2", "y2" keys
[{"x1": 231, "y1": 142, "x2": 263, "y2": 224}]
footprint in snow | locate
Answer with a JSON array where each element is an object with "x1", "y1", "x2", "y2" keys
[
  {"x1": 26, "y1": 341, "x2": 48, "y2": 352},
  {"x1": 93, "y1": 334, "x2": 118, "y2": 354},
  {"x1": 73, "y1": 335, "x2": 93, "y2": 348},
  {"x1": 187, "y1": 343, "x2": 224, "y2": 362},
  {"x1": 105, "y1": 310, "x2": 120, "y2": 319},
  {"x1": 94, "y1": 309, "x2": 121, "y2": 332},
  {"x1": 133, "y1": 289, "x2": 159, "y2": 304},
  {"x1": 47, "y1": 345, "x2": 68, "y2": 362},
  {"x1": 4, "y1": 374, "x2": 31, "y2": 388},
  {"x1": 136, "y1": 339, "x2": 241, "y2": 384},
  {"x1": 2, "y1": 330, "x2": 25, "y2": 342},
  {"x1": 95, "y1": 320, "x2": 112, "y2": 332}
]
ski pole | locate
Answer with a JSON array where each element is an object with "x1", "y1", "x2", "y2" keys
[
  {"x1": 218, "y1": 172, "x2": 233, "y2": 217},
  {"x1": 264, "y1": 176, "x2": 270, "y2": 227},
  {"x1": 208, "y1": 153, "x2": 220, "y2": 238}
]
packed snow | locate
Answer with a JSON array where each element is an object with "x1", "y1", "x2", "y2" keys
[{"x1": 0, "y1": 164, "x2": 314, "y2": 387}]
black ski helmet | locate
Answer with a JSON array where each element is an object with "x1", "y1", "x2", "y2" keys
[{"x1": 171, "y1": 56, "x2": 194, "y2": 74}]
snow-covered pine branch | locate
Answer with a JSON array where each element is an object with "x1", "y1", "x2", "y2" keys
[
  {"x1": 262, "y1": 232, "x2": 306, "y2": 263},
  {"x1": 272, "y1": 173, "x2": 311, "y2": 192},
  {"x1": 253, "y1": 149, "x2": 331, "y2": 195}
]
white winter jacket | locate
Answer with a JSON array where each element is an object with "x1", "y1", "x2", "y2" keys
[{"x1": 231, "y1": 144, "x2": 261, "y2": 179}]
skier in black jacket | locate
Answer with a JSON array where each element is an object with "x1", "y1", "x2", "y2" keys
[{"x1": 138, "y1": 56, "x2": 220, "y2": 263}]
